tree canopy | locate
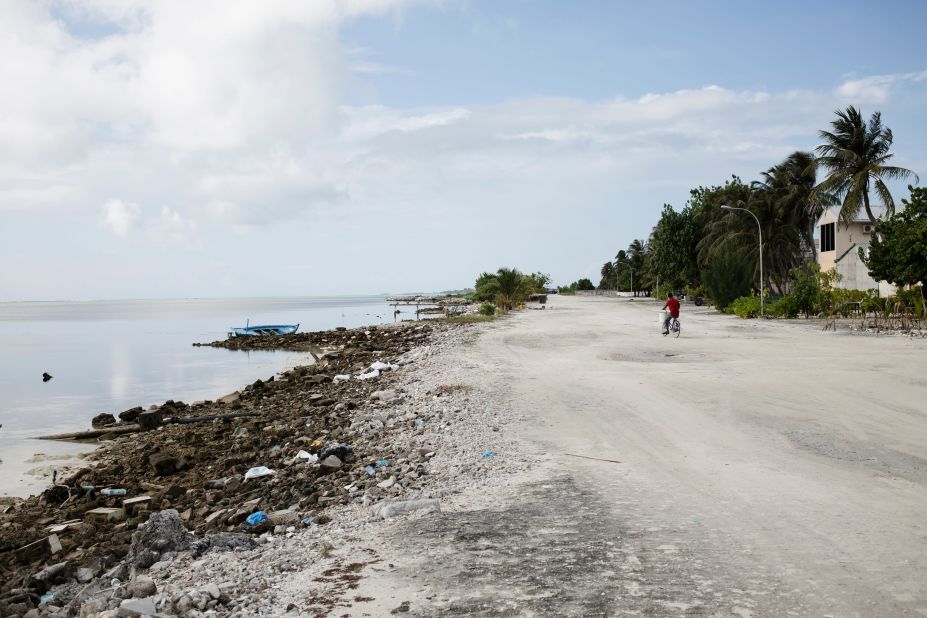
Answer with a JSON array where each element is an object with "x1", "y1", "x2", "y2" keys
[
  {"x1": 816, "y1": 106, "x2": 917, "y2": 226},
  {"x1": 866, "y1": 186, "x2": 927, "y2": 290}
]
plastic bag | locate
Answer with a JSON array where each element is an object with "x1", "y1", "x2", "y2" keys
[
  {"x1": 244, "y1": 466, "x2": 275, "y2": 480},
  {"x1": 296, "y1": 451, "x2": 318, "y2": 464}
]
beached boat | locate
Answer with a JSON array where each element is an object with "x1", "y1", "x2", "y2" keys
[{"x1": 231, "y1": 320, "x2": 299, "y2": 337}]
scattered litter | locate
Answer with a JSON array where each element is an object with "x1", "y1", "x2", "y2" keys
[
  {"x1": 358, "y1": 369, "x2": 380, "y2": 380},
  {"x1": 365, "y1": 465, "x2": 376, "y2": 476},
  {"x1": 301, "y1": 516, "x2": 313, "y2": 527},
  {"x1": 376, "y1": 460, "x2": 389, "y2": 468},
  {"x1": 39, "y1": 593, "x2": 55, "y2": 605},
  {"x1": 319, "y1": 443, "x2": 353, "y2": 460},
  {"x1": 296, "y1": 450, "x2": 319, "y2": 464},
  {"x1": 271, "y1": 445, "x2": 281, "y2": 453},
  {"x1": 333, "y1": 374, "x2": 351, "y2": 382},
  {"x1": 100, "y1": 488, "x2": 126, "y2": 496},
  {"x1": 482, "y1": 451, "x2": 495, "y2": 458},
  {"x1": 369, "y1": 361, "x2": 391, "y2": 371},
  {"x1": 244, "y1": 466, "x2": 275, "y2": 480},
  {"x1": 414, "y1": 419, "x2": 425, "y2": 428},
  {"x1": 233, "y1": 427, "x2": 249, "y2": 438},
  {"x1": 245, "y1": 511, "x2": 268, "y2": 526}
]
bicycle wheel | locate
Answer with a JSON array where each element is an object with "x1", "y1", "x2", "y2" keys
[{"x1": 673, "y1": 320, "x2": 681, "y2": 338}]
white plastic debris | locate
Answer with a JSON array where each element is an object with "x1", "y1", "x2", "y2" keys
[
  {"x1": 369, "y1": 361, "x2": 391, "y2": 371},
  {"x1": 244, "y1": 466, "x2": 275, "y2": 480},
  {"x1": 333, "y1": 374, "x2": 351, "y2": 382},
  {"x1": 358, "y1": 369, "x2": 380, "y2": 380},
  {"x1": 295, "y1": 451, "x2": 318, "y2": 464}
]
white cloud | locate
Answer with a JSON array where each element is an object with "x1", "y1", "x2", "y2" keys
[
  {"x1": 152, "y1": 206, "x2": 200, "y2": 248},
  {"x1": 836, "y1": 69, "x2": 927, "y2": 104},
  {"x1": 1, "y1": 2, "x2": 925, "y2": 300},
  {"x1": 100, "y1": 199, "x2": 140, "y2": 237}
]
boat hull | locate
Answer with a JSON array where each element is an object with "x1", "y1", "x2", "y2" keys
[{"x1": 231, "y1": 324, "x2": 299, "y2": 337}]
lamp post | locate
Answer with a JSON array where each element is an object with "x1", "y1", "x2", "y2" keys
[
  {"x1": 614, "y1": 260, "x2": 633, "y2": 298},
  {"x1": 721, "y1": 204, "x2": 764, "y2": 317}
]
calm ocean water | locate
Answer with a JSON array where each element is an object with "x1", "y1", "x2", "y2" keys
[{"x1": 0, "y1": 296, "x2": 410, "y2": 496}]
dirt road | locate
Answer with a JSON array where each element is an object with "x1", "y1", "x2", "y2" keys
[{"x1": 354, "y1": 295, "x2": 927, "y2": 617}]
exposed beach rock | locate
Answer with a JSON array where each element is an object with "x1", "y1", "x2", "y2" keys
[
  {"x1": 0, "y1": 320, "x2": 458, "y2": 614},
  {"x1": 91, "y1": 413, "x2": 116, "y2": 428}
]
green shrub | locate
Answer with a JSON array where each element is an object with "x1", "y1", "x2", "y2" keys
[
  {"x1": 768, "y1": 295, "x2": 799, "y2": 318},
  {"x1": 480, "y1": 303, "x2": 496, "y2": 316},
  {"x1": 891, "y1": 286, "x2": 925, "y2": 317},
  {"x1": 861, "y1": 292, "x2": 887, "y2": 314},
  {"x1": 729, "y1": 295, "x2": 761, "y2": 319}
]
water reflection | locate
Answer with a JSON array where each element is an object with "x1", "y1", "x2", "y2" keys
[
  {"x1": 109, "y1": 342, "x2": 131, "y2": 401},
  {"x1": 0, "y1": 295, "x2": 398, "y2": 496}
]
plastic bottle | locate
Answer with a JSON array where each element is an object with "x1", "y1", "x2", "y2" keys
[{"x1": 100, "y1": 488, "x2": 126, "y2": 496}]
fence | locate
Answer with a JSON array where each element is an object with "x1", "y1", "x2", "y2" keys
[{"x1": 576, "y1": 290, "x2": 650, "y2": 298}]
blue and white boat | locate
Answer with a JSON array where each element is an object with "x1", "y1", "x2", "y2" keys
[{"x1": 231, "y1": 319, "x2": 300, "y2": 337}]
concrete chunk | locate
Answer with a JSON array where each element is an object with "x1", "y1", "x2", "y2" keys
[{"x1": 84, "y1": 507, "x2": 127, "y2": 523}]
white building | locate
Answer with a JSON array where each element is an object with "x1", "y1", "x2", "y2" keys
[{"x1": 815, "y1": 207, "x2": 895, "y2": 295}]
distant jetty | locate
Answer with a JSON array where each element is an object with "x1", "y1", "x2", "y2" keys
[{"x1": 386, "y1": 295, "x2": 473, "y2": 316}]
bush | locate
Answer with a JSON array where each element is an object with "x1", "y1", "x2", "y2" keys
[
  {"x1": 768, "y1": 295, "x2": 799, "y2": 318},
  {"x1": 480, "y1": 303, "x2": 496, "y2": 317},
  {"x1": 861, "y1": 292, "x2": 887, "y2": 314},
  {"x1": 728, "y1": 295, "x2": 761, "y2": 319},
  {"x1": 891, "y1": 286, "x2": 925, "y2": 317},
  {"x1": 788, "y1": 267, "x2": 821, "y2": 317}
]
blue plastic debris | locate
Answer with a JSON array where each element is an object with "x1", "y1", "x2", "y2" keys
[
  {"x1": 414, "y1": 419, "x2": 425, "y2": 428},
  {"x1": 482, "y1": 451, "x2": 495, "y2": 458},
  {"x1": 376, "y1": 460, "x2": 389, "y2": 468},
  {"x1": 39, "y1": 593, "x2": 54, "y2": 605},
  {"x1": 365, "y1": 465, "x2": 376, "y2": 476},
  {"x1": 245, "y1": 511, "x2": 268, "y2": 526},
  {"x1": 301, "y1": 516, "x2": 313, "y2": 527}
]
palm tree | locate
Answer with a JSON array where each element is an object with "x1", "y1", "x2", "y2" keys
[
  {"x1": 627, "y1": 239, "x2": 646, "y2": 295},
  {"x1": 816, "y1": 107, "x2": 918, "y2": 226},
  {"x1": 492, "y1": 267, "x2": 534, "y2": 311},
  {"x1": 599, "y1": 261, "x2": 616, "y2": 290},
  {"x1": 758, "y1": 151, "x2": 833, "y2": 264}
]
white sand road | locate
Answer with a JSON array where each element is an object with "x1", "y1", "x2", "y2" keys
[{"x1": 350, "y1": 294, "x2": 927, "y2": 617}]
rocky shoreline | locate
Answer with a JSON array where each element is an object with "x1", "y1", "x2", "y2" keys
[{"x1": 0, "y1": 319, "x2": 501, "y2": 617}]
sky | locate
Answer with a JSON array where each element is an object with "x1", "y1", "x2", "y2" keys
[{"x1": 2, "y1": 0, "x2": 926, "y2": 301}]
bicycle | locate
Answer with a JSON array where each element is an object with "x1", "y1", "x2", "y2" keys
[{"x1": 663, "y1": 316, "x2": 681, "y2": 338}]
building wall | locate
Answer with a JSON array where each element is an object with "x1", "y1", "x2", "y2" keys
[
  {"x1": 817, "y1": 210, "x2": 876, "y2": 287},
  {"x1": 834, "y1": 246, "x2": 897, "y2": 296}
]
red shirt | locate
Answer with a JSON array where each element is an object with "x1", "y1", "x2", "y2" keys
[{"x1": 664, "y1": 297, "x2": 680, "y2": 318}]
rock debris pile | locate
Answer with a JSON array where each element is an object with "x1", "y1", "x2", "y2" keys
[{"x1": 0, "y1": 320, "x2": 497, "y2": 617}]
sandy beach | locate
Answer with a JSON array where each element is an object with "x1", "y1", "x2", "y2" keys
[
  {"x1": 334, "y1": 294, "x2": 927, "y2": 616},
  {"x1": 4, "y1": 295, "x2": 927, "y2": 616}
]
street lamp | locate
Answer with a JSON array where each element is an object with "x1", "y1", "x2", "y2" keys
[
  {"x1": 721, "y1": 204, "x2": 764, "y2": 317},
  {"x1": 614, "y1": 260, "x2": 633, "y2": 298}
]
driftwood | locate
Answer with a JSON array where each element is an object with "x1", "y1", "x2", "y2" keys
[{"x1": 34, "y1": 412, "x2": 254, "y2": 441}]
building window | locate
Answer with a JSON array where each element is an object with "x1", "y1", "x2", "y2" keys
[{"x1": 820, "y1": 222, "x2": 835, "y2": 252}]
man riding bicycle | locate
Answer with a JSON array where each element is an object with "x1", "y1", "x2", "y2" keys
[{"x1": 662, "y1": 291, "x2": 680, "y2": 335}]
